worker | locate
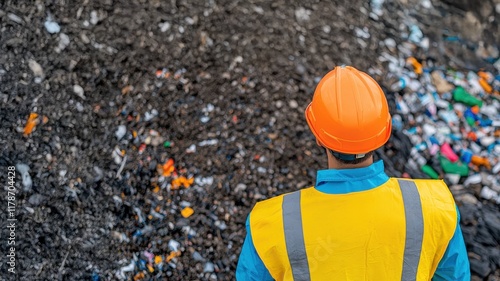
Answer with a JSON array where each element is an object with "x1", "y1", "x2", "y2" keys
[{"x1": 236, "y1": 66, "x2": 470, "y2": 280}]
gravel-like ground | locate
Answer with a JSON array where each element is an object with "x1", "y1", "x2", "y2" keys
[{"x1": 1, "y1": 0, "x2": 499, "y2": 280}]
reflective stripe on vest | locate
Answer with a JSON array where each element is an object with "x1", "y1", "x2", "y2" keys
[
  {"x1": 398, "y1": 179, "x2": 424, "y2": 281},
  {"x1": 283, "y1": 191, "x2": 311, "y2": 281},
  {"x1": 281, "y1": 180, "x2": 424, "y2": 281}
]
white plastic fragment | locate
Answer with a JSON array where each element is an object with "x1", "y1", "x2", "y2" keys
[
  {"x1": 28, "y1": 60, "x2": 44, "y2": 78},
  {"x1": 203, "y1": 262, "x2": 215, "y2": 273},
  {"x1": 445, "y1": 174, "x2": 461, "y2": 185},
  {"x1": 294, "y1": 7, "x2": 311, "y2": 21},
  {"x1": 159, "y1": 22, "x2": 171, "y2": 32},
  {"x1": 234, "y1": 183, "x2": 247, "y2": 192},
  {"x1": 257, "y1": 167, "x2": 267, "y2": 173},
  {"x1": 116, "y1": 260, "x2": 135, "y2": 280},
  {"x1": 198, "y1": 139, "x2": 218, "y2": 146},
  {"x1": 480, "y1": 186, "x2": 498, "y2": 200},
  {"x1": 73, "y1": 85, "x2": 86, "y2": 99},
  {"x1": 8, "y1": 13, "x2": 23, "y2": 24},
  {"x1": 55, "y1": 33, "x2": 70, "y2": 53},
  {"x1": 168, "y1": 239, "x2": 181, "y2": 252},
  {"x1": 15, "y1": 163, "x2": 33, "y2": 192},
  {"x1": 44, "y1": 18, "x2": 61, "y2": 33},
  {"x1": 370, "y1": 0, "x2": 385, "y2": 16},
  {"x1": 463, "y1": 174, "x2": 482, "y2": 187},
  {"x1": 195, "y1": 176, "x2": 214, "y2": 186},
  {"x1": 480, "y1": 136, "x2": 495, "y2": 147},
  {"x1": 493, "y1": 163, "x2": 500, "y2": 174},
  {"x1": 144, "y1": 109, "x2": 158, "y2": 121},
  {"x1": 186, "y1": 144, "x2": 196, "y2": 153},
  {"x1": 90, "y1": 10, "x2": 99, "y2": 25},
  {"x1": 115, "y1": 125, "x2": 127, "y2": 140}
]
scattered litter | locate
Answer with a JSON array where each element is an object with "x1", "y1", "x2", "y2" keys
[
  {"x1": 55, "y1": 33, "x2": 70, "y2": 53},
  {"x1": 116, "y1": 125, "x2": 127, "y2": 140},
  {"x1": 181, "y1": 207, "x2": 194, "y2": 218},
  {"x1": 73, "y1": 85, "x2": 86, "y2": 99},
  {"x1": 8, "y1": 13, "x2": 23, "y2": 24},
  {"x1": 28, "y1": 60, "x2": 44, "y2": 78},
  {"x1": 44, "y1": 17, "x2": 61, "y2": 33},
  {"x1": 23, "y1": 113, "x2": 39, "y2": 137},
  {"x1": 198, "y1": 139, "x2": 218, "y2": 146}
]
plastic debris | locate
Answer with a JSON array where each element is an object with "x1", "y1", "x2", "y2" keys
[
  {"x1": 15, "y1": 164, "x2": 33, "y2": 192},
  {"x1": 181, "y1": 207, "x2": 194, "y2": 218},
  {"x1": 23, "y1": 113, "x2": 39, "y2": 137},
  {"x1": 116, "y1": 125, "x2": 127, "y2": 140},
  {"x1": 44, "y1": 17, "x2": 61, "y2": 33},
  {"x1": 453, "y1": 86, "x2": 482, "y2": 107},
  {"x1": 8, "y1": 13, "x2": 23, "y2": 24},
  {"x1": 159, "y1": 158, "x2": 175, "y2": 177},
  {"x1": 198, "y1": 139, "x2": 218, "y2": 146},
  {"x1": 116, "y1": 260, "x2": 135, "y2": 279},
  {"x1": 28, "y1": 59, "x2": 44, "y2": 78},
  {"x1": 171, "y1": 176, "x2": 194, "y2": 189},
  {"x1": 73, "y1": 84, "x2": 86, "y2": 99},
  {"x1": 203, "y1": 262, "x2": 215, "y2": 273}
]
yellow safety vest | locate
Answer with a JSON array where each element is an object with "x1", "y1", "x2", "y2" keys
[{"x1": 249, "y1": 178, "x2": 457, "y2": 281}]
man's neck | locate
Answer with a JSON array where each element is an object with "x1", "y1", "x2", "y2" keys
[{"x1": 327, "y1": 155, "x2": 374, "y2": 169}]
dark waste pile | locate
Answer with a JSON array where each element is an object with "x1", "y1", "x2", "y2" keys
[{"x1": 0, "y1": 0, "x2": 499, "y2": 280}]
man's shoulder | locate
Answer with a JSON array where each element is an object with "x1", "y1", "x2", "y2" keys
[{"x1": 250, "y1": 189, "x2": 309, "y2": 225}]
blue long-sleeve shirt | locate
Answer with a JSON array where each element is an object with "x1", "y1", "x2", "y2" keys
[{"x1": 236, "y1": 160, "x2": 470, "y2": 280}]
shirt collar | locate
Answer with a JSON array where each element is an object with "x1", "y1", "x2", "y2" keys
[{"x1": 315, "y1": 160, "x2": 389, "y2": 194}]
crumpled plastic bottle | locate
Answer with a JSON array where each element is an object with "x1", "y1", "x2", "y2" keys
[
  {"x1": 439, "y1": 154, "x2": 469, "y2": 176},
  {"x1": 453, "y1": 86, "x2": 483, "y2": 107}
]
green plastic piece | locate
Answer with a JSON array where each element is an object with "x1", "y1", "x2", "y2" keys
[
  {"x1": 465, "y1": 116, "x2": 476, "y2": 127},
  {"x1": 439, "y1": 154, "x2": 469, "y2": 176},
  {"x1": 421, "y1": 165, "x2": 439, "y2": 179},
  {"x1": 452, "y1": 86, "x2": 483, "y2": 107},
  {"x1": 164, "y1": 141, "x2": 172, "y2": 148}
]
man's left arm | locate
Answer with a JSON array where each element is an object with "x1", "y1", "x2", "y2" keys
[
  {"x1": 236, "y1": 216, "x2": 274, "y2": 281},
  {"x1": 432, "y1": 205, "x2": 471, "y2": 281}
]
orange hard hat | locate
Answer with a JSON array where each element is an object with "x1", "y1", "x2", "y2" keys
[{"x1": 305, "y1": 66, "x2": 392, "y2": 155}]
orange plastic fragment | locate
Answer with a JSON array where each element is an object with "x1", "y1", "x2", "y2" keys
[
  {"x1": 467, "y1": 132, "x2": 477, "y2": 142},
  {"x1": 171, "y1": 176, "x2": 194, "y2": 189},
  {"x1": 407, "y1": 57, "x2": 423, "y2": 75},
  {"x1": 477, "y1": 71, "x2": 490, "y2": 80},
  {"x1": 471, "y1": 106, "x2": 480, "y2": 114},
  {"x1": 478, "y1": 78, "x2": 492, "y2": 93},
  {"x1": 471, "y1": 155, "x2": 491, "y2": 170},
  {"x1": 495, "y1": 129, "x2": 500, "y2": 138},
  {"x1": 42, "y1": 115, "x2": 49, "y2": 124},
  {"x1": 166, "y1": 251, "x2": 181, "y2": 262},
  {"x1": 147, "y1": 264, "x2": 154, "y2": 273},
  {"x1": 161, "y1": 159, "x2": 175, "y2": 177},
  {"x1": 23, "y1": 113, "x2": 39, "y2": 136},
  {"x1": 181, "y1": 207, "x2": 194, "y2": 218},
  {"x1": 133, "y1": 272, "x2": 145, "y2": 281},
  {"x1": 154, "y1": 255, "x2": 162, "y2": 265}
]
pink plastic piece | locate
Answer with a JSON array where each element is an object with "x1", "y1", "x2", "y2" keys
[
  {"x1": 441, "y1": 142, "x2": 459, "y2": 162},
  {"x1": 429, "y1": 143, "x2": 440, "y2": 156}
]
